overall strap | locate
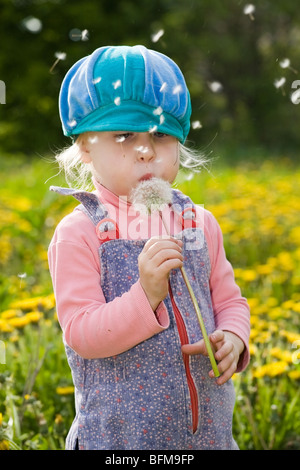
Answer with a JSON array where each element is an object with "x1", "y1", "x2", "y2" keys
[
  {"x1": 50, "y1": 186, "x2": 120, "y2": 242},
  {"x1": 50, "y1": 186, "x2": 108, "y2": 225}
]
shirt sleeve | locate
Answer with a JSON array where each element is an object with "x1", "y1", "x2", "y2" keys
[
  {"x1": 203, "y1": 209, "x2": 251, "y2": 372},
  {"x1": 48, "y1": 211, "x2": 169, "y2": 359}
]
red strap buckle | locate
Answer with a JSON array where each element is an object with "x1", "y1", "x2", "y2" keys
[
  {"x1": 180, "y1": 207, "x2": 197, "y2": 229},
  {"x1": 96, "y1": 218, "x2": 120, "y2": 242}
]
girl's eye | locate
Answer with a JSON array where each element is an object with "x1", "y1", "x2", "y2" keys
[
  {"x1": 154, "y1": 132, "x2": 168, "y2": 138},
  {"x1": 115, "y1": 133, "x2": 132, "y2": 143}
]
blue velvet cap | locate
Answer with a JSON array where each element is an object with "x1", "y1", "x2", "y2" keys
[{"x1": 59, "y1": 45, "x2": 191, "y2": 143}]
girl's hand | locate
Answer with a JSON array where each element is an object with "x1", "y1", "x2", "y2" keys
[
  {"x1": 181, "y1": 330, "x2": 245, "y2": 385},
  {"x1": 138, "y1": 236, "x2": 183, "y2": 311}
]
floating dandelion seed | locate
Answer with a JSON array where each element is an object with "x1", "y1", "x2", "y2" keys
[
  {"x1": 208, "y1": 81, "x2": 223, "y2": 93},
  {"x1": 22, "y1": 16, "x2": 43, "y2": 33},
  {"x1": 151, "y1": 29, "x2": 164, "y2": 43},
  {"x1": 112, "y1": 79, "x2": 122, "y2": 89},
  {"x1": 88, "y1": 135, "x2": 99, "y2": 144},
  {"x1": 279, "y1": 58, "x2": 298, "y2": 74},
  {"x1": 69, "y1": 28, "x2": 89, "y2": 41},
  {"x1": 115, "y1": 135, "x2": 126, "y2": 143},
  {"x1": 153, "y1": 106, "x2": 163, "y2": 116},
  {"x1": 160, "y1": 82, "x2": 167, "y2": 92},
  {"x1": 186, "y1": 172, "x2": 194, "y2": 181},
  {"x1": 243, "y1": 4, "x2": 256, "y2": 21},
  {"x1": 114, "y1": 97, "x2": 121, "y2": 106},
  {"x1": 18, "y1": 273, "x2": 27, "y2": 288},
  {"x1": 173, "y1": 84, "x2": 182, "y2": 95},
  {"x1": 274, "y1": 77, "x2": 286, "y2": 95},
  {"x1": 149, "y1": 125, "x2": 158, "y2": 134},
  {"x1": 81, "y1": 29, "x2": 89, "y2": 41},
  {"x1": 159, "y1": 115, "x2": 165, "y2": 125},
  {"x1": 135, "y1": 146, "x2": 149, "y2": 154},
  {"x1": 93, "y1": 77, "x2": 102, "y2": 85},
  {"x1": 50, "y1": 52, "x2": 67, "y2": 73},
  {"x1": 68, "y1": 119, "x2": 77, "y2": 128},
  {"x1": 131, "y1": 178, "x2": 220, "y2": 377},
  {"x1": 192, "y1": 120, "x2": 202, "y2": 130}
]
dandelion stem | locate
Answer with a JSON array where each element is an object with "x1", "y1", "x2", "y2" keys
[{"x1": 160, "y1": 212, "x2": 220, "y2": 377}]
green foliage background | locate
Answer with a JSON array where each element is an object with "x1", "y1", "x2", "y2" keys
[{"x1": 0, "y1": 0, "x2": 300, "y2": 159}]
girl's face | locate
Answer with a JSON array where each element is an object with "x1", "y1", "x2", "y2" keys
[{"x1": 79, "y1": 131, "x2": 179, "y2": 200}]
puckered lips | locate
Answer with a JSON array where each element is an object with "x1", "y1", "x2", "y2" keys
[{"x1": 139, "y1": 173, "x2": 154, "y2": 181}]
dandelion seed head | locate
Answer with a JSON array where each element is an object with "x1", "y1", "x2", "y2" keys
[
  {"x1": 131, "y1": 178, "x2": 172, "y2": 214},
  {"x1": 151, "y1": 29, "x2": 164, "y2": 43}
]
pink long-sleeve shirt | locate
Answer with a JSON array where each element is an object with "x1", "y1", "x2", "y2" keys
[{"x1": 48, "y1": 180, "x2": 250, "y2": 370}]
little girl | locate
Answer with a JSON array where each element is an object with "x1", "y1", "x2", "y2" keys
[{"x1": 48, "y1": 45, "x2": 250, "y2": 450}]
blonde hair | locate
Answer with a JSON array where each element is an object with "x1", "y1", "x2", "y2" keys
[{"x1": 54, "y1": 136, "x2": 209, "y2": 191}]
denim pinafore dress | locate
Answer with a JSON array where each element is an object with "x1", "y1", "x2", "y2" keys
[{"x1": 51, "y1": 186, "x2": 238, "y2": 450}]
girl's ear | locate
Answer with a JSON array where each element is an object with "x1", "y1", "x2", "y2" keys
[{"x1": 77, "y1": 134, "x2": 92, "y2": 163}]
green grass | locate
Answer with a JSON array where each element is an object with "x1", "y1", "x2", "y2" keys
[{"x1": 0, "y1": 154, "x2": 300, "y2": 449}]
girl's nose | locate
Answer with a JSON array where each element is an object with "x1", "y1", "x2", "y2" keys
[{"x1": 135, "y1": 134, "x2": 156, "y2": 162}]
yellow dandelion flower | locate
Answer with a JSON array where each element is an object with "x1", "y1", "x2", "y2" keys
[
  {"x1": 10, "y1": 296, "x2": 43, "y2": 311},
  {"x1": 0, "y1": 440, "x2": 9, "y2": 450},
  {"x1": 8, "y1": 316, "x2": 29, "y2": 328},
  {"x1": 0, "y1": 309, "x2": 19, "y2": 320},
  {"x1": 253, "y1": 361, "x2": 289, "y2": 378},
  {"x1": 56, "y1": 386, "x2": 74, "y2": 395},
  {"x1": 249, "y1": 344, "x2": 258, "y2": 356},
  {"x1": 270, "y1": 347, "x2": 293, "y2": 363},
  {"x1": 247, "y1": 297, "x2": 259, "y2": 310},
  {"x1": 54, "y1": 414, "x2": 64, "y2": 425},
  {"x1": 292, "y1": 302, "x2": 300, "y2": 313},
  {"x1": 0, "y1": 319, "x2": 13, "y2": 333},
  {"x1": 240, "y1": 269, "x2": 257, "y2": 282},
  {"x1": 288, "y1": 370, "x2": 300, "y2": 380},
  {"x1": 25, "y1": 311, "x2": 41, "y2": 323},
  {"x1": 280, "y1": 330, "x2": 300, "y2": 344},
  {"x1": 40, "y1": 293, "x2": 56, "y2": 310}
]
